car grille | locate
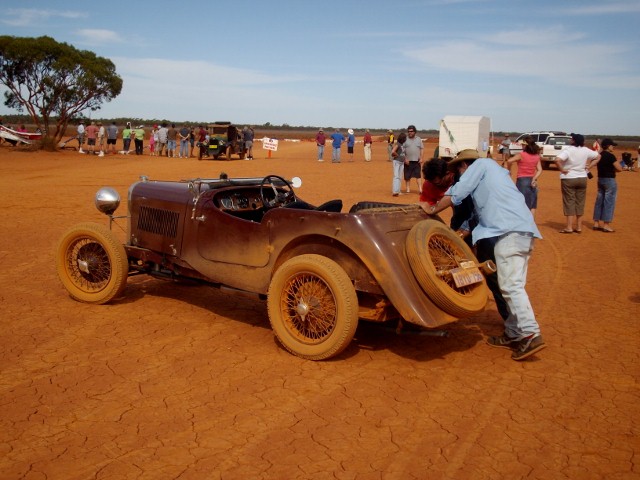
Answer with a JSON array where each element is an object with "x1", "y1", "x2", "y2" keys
[{"x1": 137, "y1": 206, "x2": 179, "y2": 238}]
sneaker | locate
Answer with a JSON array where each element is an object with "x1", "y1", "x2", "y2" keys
[
  {"x1": 406, "y1": 187, "x2": 410, "y2": 193},
  {"x1": 511, "y1": 334, "x2": 546, "y2": 361},
  {"x1": 78, "y1": 148, "x2": 84, "y2": 154},
  {"x1": 486, "y1": 334, "x2": 518, "y2": 350},
  {"x1": 318, "y1": 159, "x2": 324, "y2": 162},
  {"x1": 98, "y1": 151, "x2": 104, "y2": 157}
]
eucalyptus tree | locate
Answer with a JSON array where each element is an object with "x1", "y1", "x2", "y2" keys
[{"x1": 0, "y1": 35, "x2": 122, "y2": 148}]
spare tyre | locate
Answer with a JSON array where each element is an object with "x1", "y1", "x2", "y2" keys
[{"x1": 406, "y1": 219, "x2": 488, "y2": 317}]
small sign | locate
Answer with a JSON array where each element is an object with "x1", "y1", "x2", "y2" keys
[{"x1": 262, "y1": 137, "x2": 279, "y2": 151}]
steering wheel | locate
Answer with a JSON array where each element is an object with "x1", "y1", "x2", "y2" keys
[{"x1": 260, "y1": 175, "x2": 297, "y2": 209}]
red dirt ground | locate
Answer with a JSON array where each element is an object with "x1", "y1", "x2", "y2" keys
[{"x1": 1, "y1": 136, "x2": 639, "y2": 479}]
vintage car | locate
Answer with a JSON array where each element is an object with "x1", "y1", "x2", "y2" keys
[
  {"x1": 205, "y1": 122, "x2": 245, "y2": 160},
  {"x1": 56, "y1": 174, "x2": 494, "y2": 360}
]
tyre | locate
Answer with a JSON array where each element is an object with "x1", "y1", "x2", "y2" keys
[
  {"x1": 56, "y1": 222, "x2": 129, "y2": 304},
  {"x1": 267, "y1": 254, "x2": 358, "y2": 360},
  {"x1": 406, "y1": 220, "x2": 488, "y2": 317}
]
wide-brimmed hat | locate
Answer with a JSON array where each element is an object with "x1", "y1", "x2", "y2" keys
[
  {"x1": 448, "y1": 149, "x2": 480, "y2": 166},
  {"x1": 348, "y1": 128, "x2": 354, "y2": 134}
]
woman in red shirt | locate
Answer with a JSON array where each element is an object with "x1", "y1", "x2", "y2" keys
[{"x1": 506, "y1": 136, "x2": 542, "y2": 218}]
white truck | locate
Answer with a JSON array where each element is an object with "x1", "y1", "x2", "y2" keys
[
  {"x1": 540, "y1": 135, "x2": 572, "y2": 169},
  {"x1": 508, "y1": 131, "x2": 567, "y2": 156},
  {"x1": 438, "y1": 115, "x2": 491, "y2": 158},
  {"x1": 508, "y1": 133, "x2": 572, "y2": 169}
]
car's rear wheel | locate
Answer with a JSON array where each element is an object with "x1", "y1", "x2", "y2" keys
[
  {"x1": 267, "y1": 254, "x2": 358, "y2": 360},
  {"x1": 56, "y1": 222, "x2": 129, "y2": 304},
  {"x1": 406, "y1": 220, "x2": 488, "y2": 317}
]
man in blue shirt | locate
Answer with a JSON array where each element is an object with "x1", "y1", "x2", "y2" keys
[
  {"x1": 330, "y1": 128, "x2": 345, "y2": 163},
  {"x1": 424, "y1": 149, "x2": 545, "y2": 361}
]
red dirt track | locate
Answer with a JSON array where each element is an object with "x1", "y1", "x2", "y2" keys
[{"x1": 1, "y1": 137, "x2": 639, "y2": 479}]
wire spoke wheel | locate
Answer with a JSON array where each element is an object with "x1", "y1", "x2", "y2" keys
[
  {"x1": 406, "y1": 220, "x2": 488, "y2": 317},
  {"x1": 56, "y1": 223, "x2": 128, "y2": 304},
  {"x1": 268, "y1": 254, "x2": 358, "y2": 360},
  {"x1": 281, "y1": 271, "x2": 338, "y2": 344},
  {"x1": 67, "y1": 238, "x2": 112, "y2": 291},
  {"x1": 428, "y1": 234, "x2": 476, "y2": 296}
]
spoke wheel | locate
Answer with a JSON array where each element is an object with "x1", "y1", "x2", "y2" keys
[
  {"x1": 56, "y1": 222, "x2": 128, "y2": 304},
  {"x1": 406, "y1": 220, "x2": 488, "y2": 317},
  {"x1": 268, "y1": 254, "x2": 358, "y2": 360}
]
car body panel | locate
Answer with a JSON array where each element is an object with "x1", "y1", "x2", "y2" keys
[{"x1": 124, "y1": 178, "x2": 458, "y2": 328}]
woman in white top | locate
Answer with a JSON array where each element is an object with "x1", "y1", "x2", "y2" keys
[{"x1": 554, "y1": 133, "x2": 600, "y2": 233}]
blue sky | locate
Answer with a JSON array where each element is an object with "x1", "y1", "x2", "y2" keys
[{"x1": 1, "y1": 0, "x2": 639, "y2": 135}]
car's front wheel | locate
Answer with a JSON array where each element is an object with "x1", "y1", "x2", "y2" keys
[
  {"x1": 56, "y1": 222, "x2": 129, "y2": 304},
  {"x1": 267, "y1": 254, "x2": 358, "y2": 360}
]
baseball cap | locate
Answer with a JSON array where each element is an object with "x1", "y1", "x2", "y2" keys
[{"x1": 601, "y1": 138, "x2": 617, "y2": 149}]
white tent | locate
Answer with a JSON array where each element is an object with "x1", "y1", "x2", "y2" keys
[{"x1": 439, "y1": 115, "x2": 491, "y2": 158}]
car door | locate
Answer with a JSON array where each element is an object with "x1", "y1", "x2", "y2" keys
[{"x1": 194, "y1": 191, "x2": 271, "y2": 268}]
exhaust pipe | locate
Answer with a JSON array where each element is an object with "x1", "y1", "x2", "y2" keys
[{"x1": 479, "y1": 260, "x2": 497, "y2": 275}]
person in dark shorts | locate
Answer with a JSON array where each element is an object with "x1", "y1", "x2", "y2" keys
[
  {"x1": 347, "y1": 129, "x2": 355, "y2": 161},
  {"x1": 403, "y1": 125, "x2": 424, "y2": 193},
  {"x1": 106, "y1": 121, "x2": 118, "y2": 154}
]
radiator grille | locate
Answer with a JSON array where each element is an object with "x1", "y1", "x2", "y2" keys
[{"x1": 138, "y1": 206, "x2": 179, "y2": 238}]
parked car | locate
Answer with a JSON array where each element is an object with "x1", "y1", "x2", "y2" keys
[
  {"x1": 540, "y1": 135, "x2": 572, "y2": 169},
  {"x1": 509, "y1": 131, "x2": 567, "y2": 155},
  {"x1": 206, "y1": 122, "x2": 245, "y2": 160},
  {"x1": 56, "y1": 174, "x2": 494, "y2": 360}
]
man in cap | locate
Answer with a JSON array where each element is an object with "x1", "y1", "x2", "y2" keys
[
  {"x1": 424, "y1": 149, "x2": 545, "y2": 361},
  {"x1": 500, "y1": 133, "x2": 512, "y2": 163},
  {"x1": 243, "y1": 126, "x2": 255, "y2": 160},
  {"x1": 330, "y1": 128, "x2": 345, "y2": 163},
  {"x1": 315, "y1": 128, "x2": 326, "y2": 162},
  {"x1": 363, "y1": 129, "x2": 373, "y2": 162},
  {"x1": 386, "y1": 129, "x2": 395, "y2": 162}
]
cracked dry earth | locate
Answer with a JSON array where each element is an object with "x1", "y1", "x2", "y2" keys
[{"x1": 1, "y1": 138, "x2": 638, "y2": 480}]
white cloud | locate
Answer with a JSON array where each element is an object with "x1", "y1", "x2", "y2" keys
[
  {"x1": 403, "y1": 28, "x2": 637, "y2": 89},
  {"x1": 76, "y1": 29, "x2": 124, "y2": 46},
  {"x1": 114, "y1": 57, "x2": 309, "y2": 86},
  {"x1": 96, "y1": 57, "x2": 329, "y2": 123},
  {"x1": 483, "y1": 26, "x2": 585, "y2": 47},
  {"x1": 568, "y1": 1, "x2": 640, "y2": 14},
  {"x1": 2, "y1": 8, "x2": 85, "y2": 27}
]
